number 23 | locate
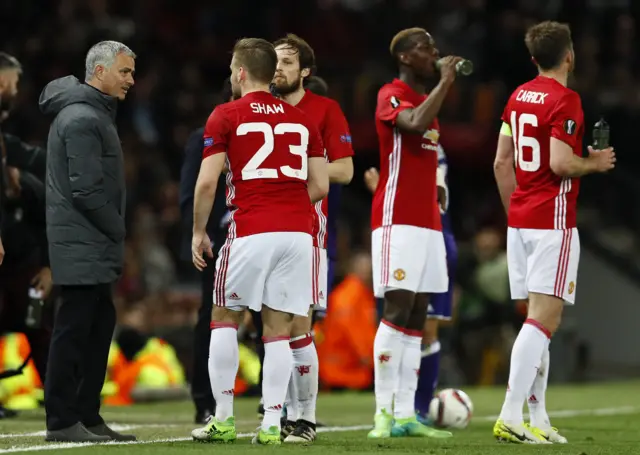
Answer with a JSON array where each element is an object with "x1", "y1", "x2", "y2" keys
[{"x1": 238, "y1": 122, "x2": 309, "y2": 180}]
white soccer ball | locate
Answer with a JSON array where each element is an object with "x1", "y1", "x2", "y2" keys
[{"x1": 428, "y1": 388, "x2": 473, "y2": 429}]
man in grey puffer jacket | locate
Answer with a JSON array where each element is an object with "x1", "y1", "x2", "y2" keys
[{"x1": 39, "y1": 40, "x2": 135, "y2": 443}]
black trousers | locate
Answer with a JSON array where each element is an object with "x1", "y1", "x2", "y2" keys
[{"x1": 44, "y1": 283, "x2": 116, "y2": 431}]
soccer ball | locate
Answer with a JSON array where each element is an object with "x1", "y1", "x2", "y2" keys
[{"x1": 428, "y1": 388, "x2": 473, "y2": 429}]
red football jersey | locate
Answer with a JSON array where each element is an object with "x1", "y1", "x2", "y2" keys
[
  {"x1": 203, "y1": 91, "x2": 324, "y2": 238},
  {"x1": 502, "y1": 76, "x2": 584, "y2": 230},
  {"x1": 371, "y1": 78, "x2": 442, "y2": 231},
  {"x1": 296, "y1": 90, "x2": 354, "y2": 249}
]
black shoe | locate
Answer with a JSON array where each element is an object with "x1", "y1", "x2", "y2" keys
[
  {"x1": 283, "y1": 420, "x2": 317, "y2": 443},
  {"x1": 195, "y1": 409, "x2": 213, "y2": 425},
  {"x1": 86, "y1": 423, "x2": 137, "y2": 441},
  {"x1": 280, "y1": 419, "x2": 296, "y2": 440},
  {"x1": 45, "y1": 423, "x2": 111, "y2": 442},
  {"x1": 0, "y1": 406, "x2": 18, "y2": 419}
]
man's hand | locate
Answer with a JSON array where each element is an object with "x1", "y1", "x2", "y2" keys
[
  {"x1": 438, "y1": 56, "x2": 463, "y2": 85},
  {"x1": 31, "y1": 267, "x2": 53, "y2": 299},
  {"x1": 192, "y1": 231, "x2": 213, "y2": 271},
  {"x1": 587, "y1": 146, "x2": 616, "y2": 172},
  {"x1": 364, "y1": 167, "x2": 380, "y2": 194},
  {"x1": 437, "y1": 185, "x2": 448, "y2": 213},
  {"x1": 0, "y1": 237, "x2": 4, "y2": 266}
]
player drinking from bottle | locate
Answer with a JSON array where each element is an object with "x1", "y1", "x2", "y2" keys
[{"x1": 368, "y1": 27, "x2": 463, "y2": 439}]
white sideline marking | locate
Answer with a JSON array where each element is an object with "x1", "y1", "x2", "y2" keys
[
  {"x1": 0, "y1": 424, "x2": 179, "y2": 439},
  {"x1": 0, "y1": 405, "x2": 637, "y2": 453}
]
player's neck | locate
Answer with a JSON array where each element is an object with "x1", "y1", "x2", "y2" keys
[
  {"x1": 398, "y1": 72, "x2": 426, "y2": 95},
  {"x1": 241, "y1": 83, "x2": 271, "y2": 97},
  {"x1": 538, "y1": 70, "x2": 568, "y2": 87},
  {"x1": 282, "y1": 87, "x2": 306, "y2": 106}
]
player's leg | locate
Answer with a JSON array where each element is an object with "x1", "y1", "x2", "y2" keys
[
  {"x1": 192, "y1": 236, "x2": 265, "y2": 443},
  {"x1": 494, "y1": 228, "x2": 545, "y2": 443},
  {"x1": 415, "y1": 318, "x2": 440, "y2": 421},
  {"x1": 524, "y1": 228, "x2": 578, "y2": 444},
  {"x1": 255, "y1": 232, "x2": 312, "y2": 445},
  {"x1": 416, "y1": 232, "x2": 456, "y2": 422},
  {"x1": 392, "y1": 228, "x2": 452, "y2": 439},
  {"x1": 284, "y1": 246, "x2": 325, "y2": 443},
  {"x1": 370, "y1": 226, "x2": 418, "y2": 438}
]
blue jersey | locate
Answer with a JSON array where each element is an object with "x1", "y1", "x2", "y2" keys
[{"x1": 437, "y1": 144, "x2": 452, "y2": 234}]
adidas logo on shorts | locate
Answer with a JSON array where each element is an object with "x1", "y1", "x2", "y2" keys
[{"x1": 229, "y1": 293, "x2": 241, "y2": 300}]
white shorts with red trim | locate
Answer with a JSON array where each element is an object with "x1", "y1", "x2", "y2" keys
[
  {"x1": 312, "y1": 246, "x2": 328, "y2": 309},
  {"x1": 371, "y1": 225, "x2": 448, "y2": 298},
  {"x1": 507, "y1": 227, "x2": 580, "y2": 304},
  {"x1": 213, "y1": 231, "x2": 312, "y2": 316}
]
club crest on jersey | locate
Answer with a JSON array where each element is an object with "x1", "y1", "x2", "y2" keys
[
  {"x1": 393, "y1": 268, "x2": 406, "y2": 281},
  {"x1": 564, "y1": 119, "x2": 576, "y2": 135},
  {"x1": 390, "y1": 96, "x2": 400, "y2": 108},
  {"x1": 423, "y1": 128, "x2": 440, "y2": 144},
  {"x1": 204, "y1": 137, "x2": 213, "y2": 147}
]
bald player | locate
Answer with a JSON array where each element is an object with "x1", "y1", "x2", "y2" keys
[{"x1": 368, "y1": 28, "x2": 462, "y2": 439}]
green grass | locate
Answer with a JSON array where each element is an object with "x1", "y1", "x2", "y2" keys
[{"x1": 2, "y1": 381, "x2": 640, "y2": 454}]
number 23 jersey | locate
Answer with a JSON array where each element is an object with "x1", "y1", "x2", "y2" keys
[
  {"x1": 203, "y1": 91, "x2": 325, "y2": 238},
  {"x1": 502, "y1": 76, "x2": 584, "y2": 230}
]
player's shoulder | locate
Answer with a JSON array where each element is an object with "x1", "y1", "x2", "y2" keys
[{"x1": 380, "y1": 79, "x2": 411, "y2": 97}]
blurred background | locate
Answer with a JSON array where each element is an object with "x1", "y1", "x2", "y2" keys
[{"x1": 1, "y1": 0, "x2": 639, "y2": 407}]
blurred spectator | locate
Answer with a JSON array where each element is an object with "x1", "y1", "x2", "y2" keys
[{"x1": 316, "y1": 251, "x2": 377, "y2": 390}]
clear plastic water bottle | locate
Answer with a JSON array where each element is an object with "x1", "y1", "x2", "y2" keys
[
  {"x1": 593, "y1": 117, "x2": 609, "y2": 149},
  {"x1": 435, "y1": 58, "x2": 474, "y2": 76}
]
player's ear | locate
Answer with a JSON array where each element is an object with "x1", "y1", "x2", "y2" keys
[
  {"x1": 301, "y1": 67, "x2": 311, "y2": 79},
  {"x1": 398, "y1": 52, "x2": 410, "y2": 66},
  {"x1": 237, "y1": 67, "x2": 245, "y2": 84}
]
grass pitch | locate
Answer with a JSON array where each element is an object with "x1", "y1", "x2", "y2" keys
[{"x1": 1, "y1": 380, "x2": 640, "y2": 454}]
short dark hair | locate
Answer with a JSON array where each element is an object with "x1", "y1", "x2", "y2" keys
[
  {"x1": 304, "y1": 75, "x2": 328, "y2": 96},
  {"x1": 232, "y1": 38, "x2": 277, "y2": 84},
  {"x1": 525, "y1": 21, "x2": 572, "y2": 71},
  {"x1": 0, "y1": 52, "x2": 21, "y2": 73},
  {"x1": 273, "y1": 34, "x2": 316, "y2": 75},
  {"x1": 389, "y1": 28, "x2": 427, "y2": 58}
]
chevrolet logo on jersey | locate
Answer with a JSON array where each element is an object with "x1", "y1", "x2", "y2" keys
[{"x1": 423, "y1": 128, "x2": 440, "y2": 143}]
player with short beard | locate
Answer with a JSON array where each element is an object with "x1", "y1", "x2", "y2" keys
[{"x1": 271, "y1": 34, "x2": 354, "y2": 444}]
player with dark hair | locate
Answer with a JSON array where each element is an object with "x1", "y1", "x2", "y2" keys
[
  {"x1": 304, "y1": 76, "x2": 329, "y2": 97},
  {"x1": 272, "y1": 33, "x2": 354, "y2": 444},
  {"x1": 493, "y1": 21, "x2": 614, "y2": 444},
  {"x1": 190, "y1": 38, "x2": 329, "y2": 445},
  {"x1": 368, "y1": 27, "x2": 462, "y2": 439},
  {"x1": 363, "y1": 141, "x2": 457, "y2": 426}
]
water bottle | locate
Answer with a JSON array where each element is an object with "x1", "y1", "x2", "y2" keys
[
  {"x1": 592, "y1": 117, "x2": 609, "y2": 149},
  {"x1": 25, "y1": 288, "x2": 45, "y2": 329},
  {"x1": 435, "y1": 58, "x2": 474, "y2": 76}
]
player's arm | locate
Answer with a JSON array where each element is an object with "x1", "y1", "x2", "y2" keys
[
  {"x1": 307, "y1": 124, "x2": 329, "y2": 203},
  {"x1": 194, "y1": 108, "x2": 229, "y2": 235},
  {"x1": 395, "y1": 80, "x2": 452, "y2": 134},
  {"x1": 193, "y1": 153, "x2": 226, "y2": 234},
  {"x1": 327, "y1": 157, "x2": 353, "y2": 184},
  {"x1": 324, "y1": 102, "x2": 355, "y2": 184},
  {"x1": 549, "y1": 93, "x2": 615, "y2": 177},
  {"x1": 494, "y1": 122, "x2": 516, "y2": 213},
  {"x1": 436, "y1": 144, "x2": 449, "y2": 212}
]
